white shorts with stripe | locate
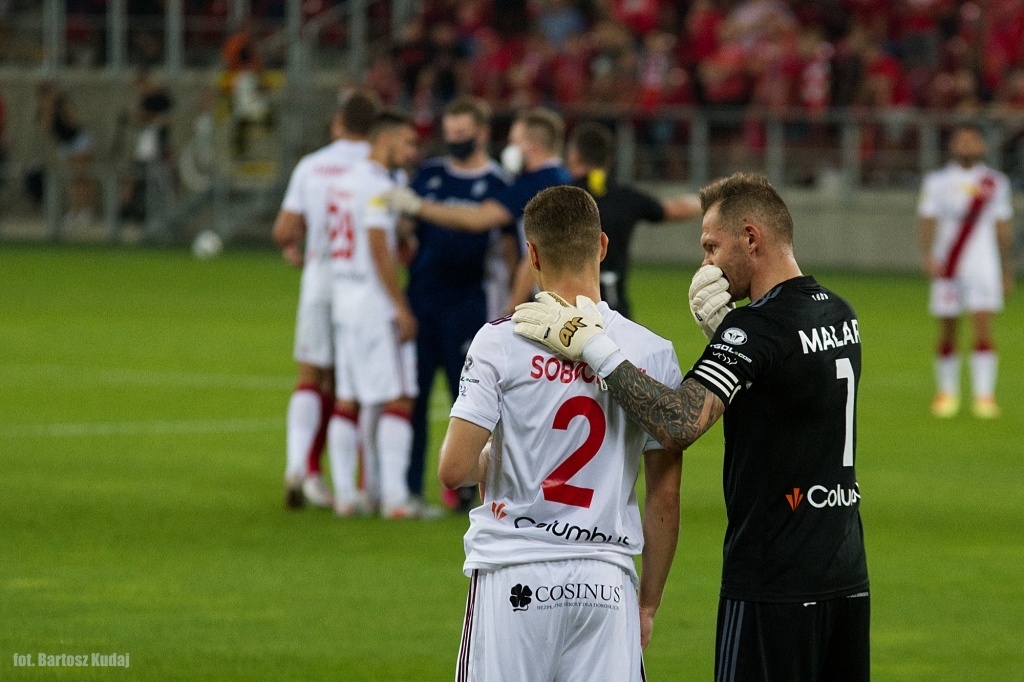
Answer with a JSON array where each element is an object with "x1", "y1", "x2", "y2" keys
[
  {"x1": 293, "y1": 300, "x2": 334, "y2": 367},
  {"x1": 456, "y1": 559, "x2": 644, "y2": 682},
  {"x1": 929, "y1": 274, "x2": 1003, "y2": 318},
  {"x1": 333, "y1": 318, "x2": 417, "y2": 404}
]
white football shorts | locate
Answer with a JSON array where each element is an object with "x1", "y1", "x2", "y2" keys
[
  {"x1": 333, "y1": 318, "x2": 417, "y2": 404},
  {"x1": 929, "y1": 274, "x2": 1003, "y2": 318},
  {"x1": 456, "y1": 559, "x2": 644, "y2": 682},
  {"x1": 293, "y1": 300, "x2": 334, "y2": 367}
]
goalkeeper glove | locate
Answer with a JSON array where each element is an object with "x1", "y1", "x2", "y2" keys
[
  {"x1": 512, "y1": 292, "x2": 625, "y2": 377},
  {"x1": 382, "y1": 187, "x2": 424, "y2": 216},
  {"x1": 689, "y1": 265, "x2": 734, "y2": 341}
]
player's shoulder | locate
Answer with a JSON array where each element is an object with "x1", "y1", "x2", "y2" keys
[
  {"x1": 603, "y1": 308, "x2": 675, "y2": 359},
  {"x1": 355, "y1": 160, "x2": 396, "y2": 189},
  {"x1": 467, "y1": 314, "x2": 516, "y2": 356},
  {"x1": 988, "y1": 167, "x2": 1011, "y2": 187}
]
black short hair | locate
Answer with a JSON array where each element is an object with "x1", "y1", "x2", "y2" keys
[
  {"x1": 569, "y1": 122, "x2": 615, "y2": 168},
  {"x1": 337, "y1": 90, "x2": 379, "y2": 137},
  {"x1": 369, "y1": 108, "x2": 414, "y2": 139}
]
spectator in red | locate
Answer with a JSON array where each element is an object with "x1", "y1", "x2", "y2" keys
[
  {"x1": 222, "y1": 19, "x2": 262, "y2": 74},
  {"x1": 410, "y1": 68, "x2": 439, "y2": 139},
  {"x1": 552, "y1": 32, "x2": 592, "y2": 107},
  {"x1": 610, "y1": 0, "x2": 661, "y2": 38},
  {"x1": 800, "y1": 29, "x2": 834, "y2": 115},
  {"x1": 472, "y1": 28, "x2": 515, "y2": 104},
  {"x1": 364, "y1": 51, "x2": 404, "y2": 105},
  {"x1": 680, "y1": 0, "x2": 724, "y2": 68},
  {"x1": 860, "y1": 40, "x2": 913, "y2": 108},
  {"x1": 844, "y1": 0, "x2": 898, "y2": 43},
  {"x1": 699, "y1": 29, "x2": 750, "y2": 106},
  {"x1": 637, "y1": 31, "x2": 676, "y2": 112}
]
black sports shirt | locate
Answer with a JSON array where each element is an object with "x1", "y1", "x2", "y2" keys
[
  {"x1": 572, "y1": 173, "x2": 664, "y2": 317},
  {"x1": 685, "y1": 276, "x2": 870, "y2": 602}
]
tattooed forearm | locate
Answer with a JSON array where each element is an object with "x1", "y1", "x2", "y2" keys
[{"x1": 605, "y1": 363, "x2": 724, "y2": 453}]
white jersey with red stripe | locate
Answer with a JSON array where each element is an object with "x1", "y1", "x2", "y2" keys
[
  {"x1": 281, "y1": 139, "x2": 371, "y2": 306},
  {"x1": 917, "y1": 162, "x2": 1012, "y2": 279},
  {"x1": 324, "y1": 159, "x2": 403, "y2": 324},
  {"x1": 451, "y1": 303, "x2": 683, "y2": 588}
]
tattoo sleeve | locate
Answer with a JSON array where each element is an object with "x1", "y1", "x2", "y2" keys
[{"x1": 604, "y1": 363, "x2": 725, "y2": 453}]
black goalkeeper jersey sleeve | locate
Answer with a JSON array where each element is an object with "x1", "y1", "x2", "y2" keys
[{"x1": 685, "y1": 275, "x2": 870, "y2": 603}]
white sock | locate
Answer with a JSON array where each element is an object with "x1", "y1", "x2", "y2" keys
[
  {"x1": 327, "y1": 411, "x2": 359, "y2": 505},
  {"x1": 378, "y1": 410, "x2": 413, "y2": 509},
  {"x1": 969, "y1": 350, "x2": 997, "y2": 400},
  {"x1": 358, "y1": 404, "x2": 383, "y2": 506},
  {"x1": 935, "y1": 354, "x2": 960, "y2": 397},
  {"x1": 285, "y1": 388, "x2": 321, "y2": 480}
]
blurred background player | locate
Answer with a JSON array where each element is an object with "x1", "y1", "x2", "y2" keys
[
  {"x1": 326, "y1": 109, "x2": 419, "y2": 518},
  {"x1": 439, "y1": 186, "x2": 683, "y2": 678},
  {"x1": 272, "y1": 90, "x2": 377, "y2": 509},
  {"x1": 384, "y1": 107, "x2": 572, "y2": 317},
  {"x1": 918, "y1": 123, "x2": 1014, "y2": 419},
  {"x1": 385, "y1": 107, "x2": 571, "y2": 512},
  {"x1": 37, "y1": 82, "x2": 95, "y2": 231},
  {"x1": 404, "y1": 96, "x2": 511, "y2": 514},
  {"x1": 567, "y1": 122, "x2": 703, "y2": 319}
]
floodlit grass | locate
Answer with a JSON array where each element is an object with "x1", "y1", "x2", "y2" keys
[{"x1": 0, "y1": 246, "x2": 1021, "y2": 680}]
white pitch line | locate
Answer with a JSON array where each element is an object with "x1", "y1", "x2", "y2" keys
[
  {"x1": 0, "y1": 364, "x2": 293, "y2": 391},
  {"x1": 0, "y1": 417, "x2": 281, "y2": 439}
]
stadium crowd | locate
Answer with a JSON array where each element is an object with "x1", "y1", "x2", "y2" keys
[
  {"x1": 363, "y1": 0, "x2": 1024, "y2": 119},
  {"x1": 53, "y1": 0, "x2": 1024, "y2": 119}
]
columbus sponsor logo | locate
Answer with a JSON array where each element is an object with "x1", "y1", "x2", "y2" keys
[
  {"x1": 786, "y1": 483, "x2": 861, "y2": 510},
  {"x1": 513, "y1": 516, "x2": 631, "y2": 546}
]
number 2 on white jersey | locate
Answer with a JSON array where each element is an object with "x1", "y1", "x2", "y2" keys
[
  {"x1": 541, "y1": 396, "x2": 606, "y2": 508},
  {"x1": 835, "y1": 358, "x2": 855, "y2": 467}
]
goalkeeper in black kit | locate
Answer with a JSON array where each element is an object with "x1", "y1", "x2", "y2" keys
[{"x1": 513, "y1": 173, "x2": 870, "y2": 681}]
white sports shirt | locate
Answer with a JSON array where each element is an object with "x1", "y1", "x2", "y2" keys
[
  {"x1": 917, "y1": 162, "x2": 1012, "y2": 278},
  {"x1": 324, "y1": 159, "x2": 402, "y2": 324},
  {"x1": 451, "y1": 302, "x2": 683, "y2": 588},
  {"x1": 281, "y1": 139, "x2": 371, "y2": 306}
]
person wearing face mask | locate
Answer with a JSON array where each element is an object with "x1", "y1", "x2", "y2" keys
[
  {"x1": 384, "y1": 107, "x2": 573, "y2": 316},
  {"x1": 404, "y1": 96, "x2": 513, "y2": 514}
]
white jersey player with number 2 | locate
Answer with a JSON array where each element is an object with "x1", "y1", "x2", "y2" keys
[{"x1": 450, "y1": 302, "x2": 682, "y2": 681}]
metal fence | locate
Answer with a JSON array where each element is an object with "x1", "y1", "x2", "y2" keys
[{"x1": 5, "y1": 98, "x2": 1023, "y2": 247}]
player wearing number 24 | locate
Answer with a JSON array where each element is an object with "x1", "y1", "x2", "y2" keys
[
  {"x1": 439, "y1": 186, "x2": 684, "y2": 681},
  {"x1": 514, "y1": 173, "x2": 871, "y2": 682}
]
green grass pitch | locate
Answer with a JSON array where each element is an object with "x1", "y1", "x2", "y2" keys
[{"x1": 1, "y1": 245, "x2": 1021, "y2": 680}]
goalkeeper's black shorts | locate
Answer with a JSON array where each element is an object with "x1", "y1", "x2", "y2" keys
[{"x1": 714, "y1": 592, "x2": 870, "y2": 682}]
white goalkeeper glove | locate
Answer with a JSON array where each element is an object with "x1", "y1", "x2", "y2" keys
[
  {"x1": 512, "y1": 292, "x2": 626, "y2": 378},
  {"x1": 689, "y1": 265, "x2": 734, "y2": 341},
  {"x1": 382, "y1": 187, "x2": 424, "y2": 216}
]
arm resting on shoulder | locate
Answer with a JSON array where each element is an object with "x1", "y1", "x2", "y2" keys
[{"x1": 604, "y1": 368, "x2": 725, "y2": 454}]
